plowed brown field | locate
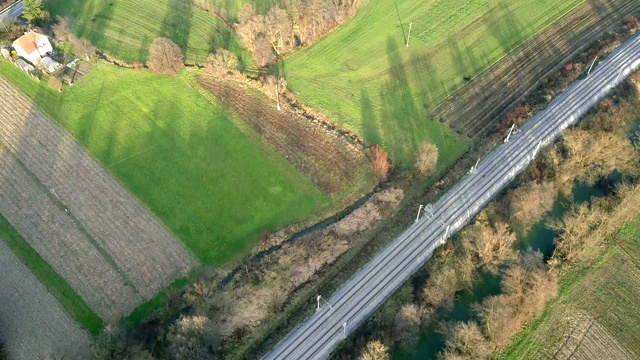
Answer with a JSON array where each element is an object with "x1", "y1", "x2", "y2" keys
[
  {"x1": 198, "y1": 76, "x2": 371, "y2": 194},
  {"x1": 0, "y1": 78, "x2": 197, "y2": 322},
  {"x1": 434, "y1": 0, "x2": 640, "y2": 139}
]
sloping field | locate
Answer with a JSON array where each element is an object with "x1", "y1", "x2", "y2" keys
[
  {"x1": 197, "y1": 76, "x2": 373, "y2": 194},
  {"x1": 285, "y1": 0, "x2": 585, "y2": 165},
  {"x1": 0, "y1": 61, "x2": 328, "y2": 265},
  {"x1": 0, "y1": 78, "x2": 197, "y2": 321},
  {"x1": 0, "y1": 239, "x2": 91, "y2": 360},
  {"x1": 45, "y1": 0, "x2": 252, "y2": 66},
  {"x1": 501, "y1": 216, "x2": 640, "y2": 359},
  {"x1": 434, "y1": 0, "x2": 640, "y2": 139}
]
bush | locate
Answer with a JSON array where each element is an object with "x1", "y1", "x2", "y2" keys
[
  {"x1": 358, "y1": 340, "x2": 389, "y2": 360},
  {"x1": 205, "y1": 48, "x2": 239, "y2": 76},
  {"x1": 415, "y1": 142, "x2": 439, "y2": 176},
  {"x1": 369, "y1": 145, "x2": 391, "y2": 183},
  {"x1": 148, "y1": 38, "x2": 184, "y2": 75},
  {"x1": 48, "y1": 77, "x2": 62, "y2": 92}
]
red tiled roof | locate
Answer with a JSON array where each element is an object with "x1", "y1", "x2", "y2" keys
[{"x1": 12, "y1": 31, "x2": 47, "y2": 55}]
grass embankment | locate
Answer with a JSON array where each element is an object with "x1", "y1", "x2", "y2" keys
[
  {"x1": 285, "y1": 0, "x2": 585, "y2": 165},
  {"x1": 501, "y1": 215, "x2": 640, "y2": 358},
  {"x1": 0, "y1": 60, "x2": 328, "y2": 266},
  {"x1": 45, "y1": 0, "x2": 253, "y2": 66},
  {"x1": 0, "y1": 214, "x2": 105, "y2": 335}
]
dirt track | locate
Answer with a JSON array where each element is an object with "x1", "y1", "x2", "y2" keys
[
  {"x1": 0, "y1": 239, "x2": 92, "y2": 360},
  {"x1": 0, "y1": 78, "x2": 197, "y2": 322},
  {"x1": 434, "y1": 0, "x2": 640, "y2": 139}
]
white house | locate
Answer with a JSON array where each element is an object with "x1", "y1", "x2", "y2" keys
[{"x1": 12, "y1": 30, "x2": 52, "y2": 63}]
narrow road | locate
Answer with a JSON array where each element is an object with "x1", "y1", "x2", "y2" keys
[
  {"x1": 0, "y1": 0, "x2": 23, "y2": 24},
  {"x1": 263, "y1": 32, "x2": 640, "y2": 360}
]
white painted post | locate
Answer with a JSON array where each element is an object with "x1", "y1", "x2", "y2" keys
[
  {"x1": 444, "y1": 225, "x2": 450, "y2": 239},
  {"x1": 276, "y1": 81, "x2": 281, "y2": 111},
  {"x1": 415, "y1": 204, "x2": 423, "y2": 223},
  {"x1": 406, "y1": 22, "x2": 412, "y2": 47},
  {"x1": 587, "y1": 56, "x2": 598, "y2": 76},
  {"x1": 317, "y1": 295, "x2": 321, "y2": 312},
  {"x1": 504, "y1": 124, "x2": 515, "y2": 143},
  {"x1": 343, "y1": 322, "x2": 347, "y2": 339}
]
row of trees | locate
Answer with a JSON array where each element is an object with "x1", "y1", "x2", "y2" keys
[{"x1": 236, "y1": 0, "x2": 360, "y2": 66}]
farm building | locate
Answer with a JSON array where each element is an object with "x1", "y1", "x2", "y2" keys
[
  {"x1": 15, "y1": 59, "x2": 34, "y2": 74},
  {"x1": 12, "y1": 30, "x2": 52, "y2": 63},
  {"x1": 39, "y1": 56, "x2": 61, "y2": 73}
]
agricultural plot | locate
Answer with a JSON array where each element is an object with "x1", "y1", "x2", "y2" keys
[
  {"x1": 0, "y1": 61, "x2": 328, "y2": 265},
  {"x1": 0, "y1": 239, "x2": 91, "y2": 360},
  {"x1": 45, "y1": 0, "x2": 252, "y2": 66},
  {"x1": 197, "y1": 76, "x2": 373, "y2": 195},
  {"x1": 0, "y1": 78, "x2": 197, "y2": 321},
  {"x1": 501, "y1": 216, "x2": 640, "y2": 359},
  {"x1": 285, "y1": 0, "x2": 586, "y2": 165},
  {"x1": 434, "y1": 0, "x2": 640, "y2": 139}
]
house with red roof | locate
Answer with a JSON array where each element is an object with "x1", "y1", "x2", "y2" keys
[{"x1": 12, "y1": 29, "x2": 52, "y2": 64}]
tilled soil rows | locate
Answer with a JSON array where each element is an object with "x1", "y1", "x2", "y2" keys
[
  {"x1": 0, "y1": 79, "x2": 197, "y2": 321},
  {"x1": 198, "y1": 77, "x2": 368, "y2": 194},
  {"x1": 434, "y1": 0, "x2": 640, "y2": 139},
  {"x1": 0, "y1": 239, "x2": 92, "y2": 360}
]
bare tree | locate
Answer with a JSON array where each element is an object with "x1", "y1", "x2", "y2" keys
[
  {"x1": 392, "y1": 304, "x2": 421, "y2": 350},
  {"x1": 462, "y1": 222, "x2": 517, "y2": 272},
  {"x1": 205, "y1": 48, "x2": 239, "y2": 76},
  {"x1": 148, "y1": 37, "x2": 184, "y2": 75},
  {"x1": 253, "y1": 35, "x2": 276, "y2": 67},
  {"x1": 416, "y1": 143, "x2": 439, "y2": 176},
  {"x1": 441, "y1": 321, "x2": 492, "y2": 360},
  {"x1": 370, "y1": 145, "x2": 391, "y2": 183},
  {"x1": 52, "y1": 16, "x2": 72, "y2": 42},
  {"x1": 358, "y1": 339, "x2": 389, "y2": 360},
  {"x1": 507, "y1": 181, "x2": 557, "y2": 232}
]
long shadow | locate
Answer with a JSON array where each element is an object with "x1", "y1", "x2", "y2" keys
[
  {"x1": 77, "y1": 0, "x2": 115, "y2": 53},
  {"x1": 393, "y1": 0, "x2": 407, "y2": 44},
  {"x1": 160, "y1": 0, "x2": 194, "y2": 54},
  {"x1": 485, "y1": 2, "x2": 525, "y2": 54},
  {"x1": 360, "y1": 89, "x2": 381, "y2": 145}
]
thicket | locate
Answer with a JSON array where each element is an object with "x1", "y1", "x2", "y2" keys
[{"x1": 148, "y1": 38, "x2": 184, "y2": 75}]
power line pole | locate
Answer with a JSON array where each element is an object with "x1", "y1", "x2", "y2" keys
[
  {"x1": 415, "y1": 204, "x2": 423, "y2": 223},
  {"x1": 275, "y1": 81, "x2": 281, "y2": 111},
  {"x1": 405, "y1": 22, "x2": 412, "y2": 48},
  {"x1": 504, "y1": 124, "x2": 515, "y2": 143},
  {"x1": 587, "y1": 56, "x2": 598, "y2": 76}
]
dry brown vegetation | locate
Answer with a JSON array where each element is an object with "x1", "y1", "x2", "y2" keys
[
  {"x1": 461, "y1": 222, "x2": 517, "y2": 273},
  {"x1": 197, "y1": 76, "x2": 371, "y2": 194},
  {"x1": 52, "y1": 16, "x2": 96, "y2": 60},
  {"x1": 358, "y1": 339, "x2": 390, "y2": 360},
  {"x1": 236, "y1": 0, "x2": 360, "y2": 66},
  {"x1": 148, "y1": 37, "x2": 184, "y2": 74},
  {"x1": 370, "y1": 145, "x2": 391, "y2": 183},
  {"x1": 507, "y1": 181, "x2": 557, "y2": 232},
  {"x1": 416, "y1": 143, "x2": 439, "y2": 176},
  {"x1": 205, "y1": 48, "x2": 239, "y2": 76}
]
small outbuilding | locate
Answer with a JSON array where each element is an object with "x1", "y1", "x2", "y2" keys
[
  {"x1": 0, "y1": 47, "x2": 10, "y2": 60},
  {"x1": 15, "y1": 59, "x2": 35, "y2": 74},
  {"x1": 39, "y1": 56, "x2": 61, "y2": 73},
  {"x1": 12, "y1": 30, "x2": 53, "y2": 63}
]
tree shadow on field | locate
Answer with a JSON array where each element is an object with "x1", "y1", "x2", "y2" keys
[
  {"x1": 74, "y1": 0, "x2": 115, "y2": 53},
  {"x1": 360, "y1": 90, "x2": 381, "y2": 145},
  {"x1": 160, "y1": 0, "x2": 194, "y2": 54},
  {"x1": 485, "y1": 2, "x2": 525, "y2": 54}
]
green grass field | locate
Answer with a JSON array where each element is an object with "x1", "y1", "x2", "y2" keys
[
  {"x1": 500, "y1": 215, "x2": 640, "y2": 359},
  {"x1": 284, "y1": 0, "x2": 585, "y2": 165},
  {"x1": 0, "y1": 214, "x2": 105, "y2": 335},
  {"x1": 0, "y1": 61, "x2": 328, "y2": 265},
  {"x1": 45, "y1": 0, "x2": 253, "y2": 66}
]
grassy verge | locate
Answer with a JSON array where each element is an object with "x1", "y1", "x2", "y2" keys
[
  {"x1": 0, "y1": 60, "x2": 328, "y2": 265},
  {"x1": 500, "y1": 215, "x2": 640, "y2": 358},
  {"x1": 285, "y1": 0, "x2": 585, "y2": 165},
  {"x1": 0, "y1": 214, "x2": 105, "y2": 336},
  {"x1": 45, "y1": 0, "x2": 254, "y2": 66}
]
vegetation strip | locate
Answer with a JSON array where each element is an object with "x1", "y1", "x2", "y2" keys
[{"x1": 0, "y1": 214, "x2": 104, "y2": 335}]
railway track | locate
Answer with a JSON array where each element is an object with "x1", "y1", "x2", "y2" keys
[{"x1": 263, "y1": 30, "x2": 640, "y2": 360}]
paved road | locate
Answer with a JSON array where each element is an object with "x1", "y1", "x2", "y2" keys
[
  {"x1": 263, "y1": 32, "x2": 640, "y2": 360},
  {"x1": 0, "y1": 0, "x2": 23, "y2": 24}
]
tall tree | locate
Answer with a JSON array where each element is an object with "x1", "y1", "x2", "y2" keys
[{"x1": 23, "y1": 0, "x2": 50, "y2": 26}]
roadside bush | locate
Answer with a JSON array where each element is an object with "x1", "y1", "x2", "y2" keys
[
  {"x1": 148, "y1": 37, "x2": 184, "y2": 75},
  {"x1": 416, "y1": 142, "x2": 439, "y2": 176},
  {"x1": 370, "y1": 145, "x2": 391, "y2": 183}
]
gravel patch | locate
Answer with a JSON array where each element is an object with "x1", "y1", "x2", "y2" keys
[{"x1": 0, "y1": 239, "x2": 91, "y2": 360}]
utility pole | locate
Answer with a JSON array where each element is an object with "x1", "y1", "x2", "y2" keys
[
  {"x1": 343, "y1": 322, "x2": 347, "y2": 339},
  {"x1": 405, "y1": 22, "x2": 412, "y2": 48},
  {"x1": 317, "y1": 295, "x2": 321, "y2": 312},
  {"x1": 276, "y1": 81, "x2": 281, "y2": 111},
  {"x1": 587, "y1": 56, "x2": 598, "y2": 76},
  {"x1": 615, "y1": 66, "x2": 625, "y2": 84},
  {"x1": 469, "y1": 158, "x2": 480, "y2": 173},
  {"x1": 415, "y1": 204, "x2": 423, "y2": 223},
  {"x1": 504, "y1": 124, "x2": 515, "y2": 143}
]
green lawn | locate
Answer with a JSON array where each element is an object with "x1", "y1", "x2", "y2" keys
[
  {"x1": 45, "y1": 0, "x2": 253, "y2": 66},
  {"x1": 284, "y1": 0, "x2": 585, "y2": 165},
  {"x1": 0, "y1": 214, "x2": 105, "y2": 335},
  {"x1": 0, "y1": 61, "x2": 328, "y2": 265},
  {"x1": 500, "y1": 215, "x2": 640, "y2": 359}
]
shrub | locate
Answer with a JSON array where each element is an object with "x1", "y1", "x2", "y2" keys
[
  {"x1": 205, "y1": 48, "x2": 239, "y2": 76},
  {"x1": 52, "y1": 16, "x2": 71, "y2": 41},
  {"x1": 507, "y1": 181, "x2": 557, "y2": 232},
  {"x1": 148, "y1": 38, "x2": 184, "y2": 75},
  {"x1": 415, "y1": 142, "x2": 439, "y2": 176},
  {"x1": 358, "y1": 339, "x2": 389, "y2": 360},
  {"x1": 369, "y1": 145, "x2": 391, "y2": 183},
  {"x1": 48, "y1": 77, "x2": 62, "y2": 92}
]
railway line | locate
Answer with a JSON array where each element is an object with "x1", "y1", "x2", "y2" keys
[{"x1": 263, "y1": 30, "x2": 640, "y2": 360}]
